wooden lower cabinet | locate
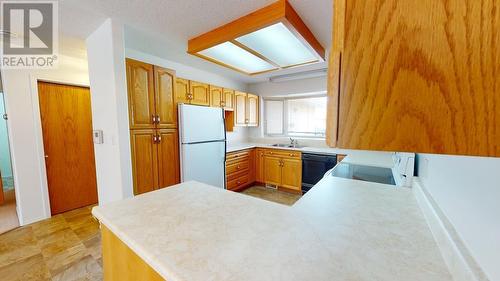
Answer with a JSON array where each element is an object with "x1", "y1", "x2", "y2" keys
[
  {"x1": 102, "y1": 226, "x2": 164, "y2": 281},
  {"x1": 130, "y1": 130, "x2": 159, "y2": 195},
  {"x1": 225, "y1": 148, "x2": 302, "y2": 193},
  {"x1": 281, "y1": 158, "x2": 302, "y2": 191},
  {"x1": 130, "y1": 129, "x2": 180, "y2": 195}
]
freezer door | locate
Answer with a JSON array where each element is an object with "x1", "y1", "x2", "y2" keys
[
  {"x1": 180, "y1": 141, "x2": 226, "y2": 188},
  {"x1": 179, "y1": 104, "x2": 225, "y2": 143}
]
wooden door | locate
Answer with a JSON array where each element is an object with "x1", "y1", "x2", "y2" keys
[
  {"x1": 329, "y1": 0, "x2": 500, "y2": 157},
  {"x1": 255, "y1": 148, "x2": 265, "y2": 183},
  {"x1": 281, "y1": 158, "x2": 302, "y2": 191},
  {"x1": 126, "y1": 59, "x2": 156, "y2": 129},
  {"x1": 234, "y1": 91, "x2": 247, "y2": 126},
  {"x1": 246, "y1": 94, "x2": 259, "y2": 127},
  {"x1": 154, "y1": 66, "x2": 177, "y2": 129},
  {"x1": 157, "y1": 129, "x2": 180, "y2": 189},
  {"x1": 223, "y1": 89, "x2": 234, "y2": 110},
  {"x1": 190, "y1": 81, "x2": 210, "y2": 106},
  {"x1": 264, "y1": 156, "x2": 281, "y2": 186},
  {"x1": 130, "y1": 129, "x2": 158, "y2": 195},
  {"x1": 38, "y1": 82, "x2": 98, "y2": 215},
  {"x1": 209, "y1": 85, "x2": 223, "y2": 108},
  {"x1": 175, "y1": 78, "x2": 190, "y2": 104}
]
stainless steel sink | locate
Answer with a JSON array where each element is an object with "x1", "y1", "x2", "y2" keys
[{"x1": 271, "y1": 144, "x2": 303, "y2": 148}]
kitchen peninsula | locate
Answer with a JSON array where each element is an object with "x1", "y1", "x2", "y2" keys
[{"x1": 92, "y1": 179, "x2": 452, "y2": 281}]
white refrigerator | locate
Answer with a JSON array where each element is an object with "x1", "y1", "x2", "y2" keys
[{"x1": 178, "y1": 104, "x2": 226, "y2": 188}]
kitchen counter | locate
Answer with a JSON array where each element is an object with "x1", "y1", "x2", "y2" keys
[
  {"x1": 227, "y1": 142, "x2": 395, "y2": 168},
  {"x1": 92, "y1": 178, "x2": 452, "y2": 281}
]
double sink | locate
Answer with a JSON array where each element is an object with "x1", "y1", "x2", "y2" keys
[{"x1": 271, "y1": 143, "x2": 304, "y2": 149}]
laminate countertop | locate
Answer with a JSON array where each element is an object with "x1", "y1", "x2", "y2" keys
[
  {"x1": 92, "y1": 177, "x2": 452, "y2": 281},
  {"x1": 226, "y1": 142, "x2": 396, "y2": 168}
]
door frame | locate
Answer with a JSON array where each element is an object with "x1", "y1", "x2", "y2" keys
[{"x1": 31, "y1": 77, "x2": 92, "y2": 220}]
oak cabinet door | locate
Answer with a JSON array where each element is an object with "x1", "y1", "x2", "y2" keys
[
  {"x1": 223, "y1": 89, "x2": 235, "y2": 110},
  {"x1": 126, "y1": 59, "x2": 155, "y2": 129},
  {"x1": 157, "y1": 129, "x2": 180, "y2": 189},
  {"x1": 154, "y1": 66, "x2": 177, "y2": 129},
  {"x1": 255, "y1": 148, "x2": 265, "y2": 183},
  {"x1": 246, "y1": 94, "x2": 259, "y2": 127},
  {"x1": 209, "y1": 85, "x2": 223, "y2": 108},
  {"x1": 234, "y1": 91, "x2": 247, "y2": 126},
  {"x1": 175, "y1": 78, "x2": 190, "y2": 104},
  {"x1": 281, "y1": 158, "x2": 302, "y2": 191},
  {"x1": 329, "y1": 0, "x2": 500, "y2": 157},
  {"x1": 190, "y1": 81, "x2": 210, "y2": 106},
  {"x1": 264, "y1": 156, "x2": 281, "y2": 186},
  {"x1": 130, "y1": 130, "x2": 159, "y2": 195}
]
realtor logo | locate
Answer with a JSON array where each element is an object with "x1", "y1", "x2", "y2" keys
[{"x1": 1, "y1": 1, "x2": 58, "y2": 68}]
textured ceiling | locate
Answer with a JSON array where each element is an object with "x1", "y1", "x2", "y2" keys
[{"x1": 57, "y1": 0, "x2": 333, "y2": 83}]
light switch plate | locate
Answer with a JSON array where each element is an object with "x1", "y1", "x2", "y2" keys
[{"x1": 93, "y1": 130, "x2": 103, "y2": 144}]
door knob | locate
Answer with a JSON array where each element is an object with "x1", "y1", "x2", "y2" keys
[{"x1": 44, "y1": 155, "x2": 48, "y2": 158}]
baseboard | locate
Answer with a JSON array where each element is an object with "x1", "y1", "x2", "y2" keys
[{"x1": 413, "y1": 178, "x2": 490, "y2": 281}]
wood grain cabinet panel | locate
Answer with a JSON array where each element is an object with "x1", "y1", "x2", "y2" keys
[
  {"x1": 234, "y1": 91, "x2": 247, "y2": 126},
  {"x1": 175, "y1": 78, "x2": 191, "y2": 104},
  {"x1": 264, "y1": 156, "x2": 282, "y2": 186},
  {"x1": 126, "y1": 59, "x2": 156, "y2": 129},
  {"x1": 281, "y1": 158, "x2": 302, "y2": 191},
  {"x1": 157, "y1": 129, "x2": 180, "y2": 189},
  {"x1": 130, "y1": 129, "x2": 159, "y2": 195},
  {"x1": 223, "y1": 89, "x2": 235, "y2": 110},
  {"x1": 327, "y1": 0, "x2": 500, "y2": 157},
  {"x1": 246, "y1": 94, "x2": 259, "y2": 127},
  {"x1": 255, "y1": 148, "x2": 265, "y2": 183},
  {"x1": 190, "y1": 81, "x2": 210, "y2": 106},
  {"x1": 154, "y1": 66, "x2": 177, "y2": 129},
  {"x1": 209, "y1": 85, "x2": 223, "y2": 108}
]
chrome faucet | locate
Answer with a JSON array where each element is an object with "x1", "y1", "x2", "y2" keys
[{"x1": 289, "y1": 137, "x2": 298, "y2": 147}]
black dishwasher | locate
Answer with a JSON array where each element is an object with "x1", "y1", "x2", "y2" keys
[{"x1": 301, "y1": 153, "x2": 337, "y2": 193}]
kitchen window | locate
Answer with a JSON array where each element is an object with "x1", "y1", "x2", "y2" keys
[{"x1": 264, "y1": 95, "x2": 327, "y2": 138}]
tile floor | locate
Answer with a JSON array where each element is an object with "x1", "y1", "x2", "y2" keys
[
  {"x1": 0, "y1": 205, "x2": 101, "y2": 281},
  {"x1": 0, "y1": 186, "x2": 301, "y2": 281},
  {"x1": 242, "y1": 185, "x2": 302, "y2": 206}
]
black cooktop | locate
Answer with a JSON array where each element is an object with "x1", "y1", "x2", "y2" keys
[{"x1": 330, "y1": 163, "x2": 396, "y2": 186}]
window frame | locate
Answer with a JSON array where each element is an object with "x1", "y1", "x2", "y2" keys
[{"x1": 263, "y1": 93, "x2": 327, "y2": 139}]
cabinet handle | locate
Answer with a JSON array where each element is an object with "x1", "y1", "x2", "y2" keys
[
  {"x1": 157, "y1": 134, "x2": 162, "y2": 143},
  {"x1": 156, "y1": 115, "x2": 161, "y2": 124},
  {"x1": 237, "y1": 181, "x2": 241, "y2": 185},
  {"x1": 152, "y1": 135, "x2": 158, "y2": 143},
  {"x1": 237, "y1": 165, "x2": 241, "y2": 169},
  {"x1": 152, "y1": 115, "x2": 157, "y2": 124}
]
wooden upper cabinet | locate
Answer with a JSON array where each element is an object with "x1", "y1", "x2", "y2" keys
[
  {"x1": 327, "y1": 0, "x2": 500, "y2": 157},
  {"x1": 154, "y1": 66, "x2": 177, "y2": 129},
  {"x1": 222, "y1": 89, "x2": 235, "y2": 111},
  {"x1": 234, "y1": 91, "x2": 247, "y2": 126},
  {"x1": 175, "y1": 78, "x2": 190, "y2": 104},
  {"x1": 130, "y1": 129, "x2": 159, "y2": 195},
  {"x1": 281, "y1": 158, "x2": 302, "y2": 191},
  {"x1": 209, "y1": 85, "x2": 223, "y2": 108},
  {"x1": 246, "y1": 94, "x2": 259, "y2": 127},
  {"x1": 190, "y1": 81, "x2": 210, "y2": 106},
  {"x1": 157, "y1": 129, "x2": 180, "y2": 188},
  {"x1": 126, "y1": 59, "x2": 155, "y2": 129}
]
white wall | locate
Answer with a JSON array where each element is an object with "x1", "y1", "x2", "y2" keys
[
  {"x1": 86, "y1": 19, "x2": 134, "y2": 205},
  {"x1": 417, "y1": 153, "x2": 500, "y2": 281},
  {"x1": 1, "y1": 55, "x2": 90, "y2": 225},
  {"x1": 0, "y1": 92, "x2": 13, "y2": 179}
]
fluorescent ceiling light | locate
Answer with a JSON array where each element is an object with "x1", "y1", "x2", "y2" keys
[
  {"x1": 198, "y1": 42, "x2": 276, "y2": 74},
  {"x1": 236, "y1": 23, "x2": 317, "y2": 68},
  {"x1": 269, "y1": 68, "x2": 327, "y2": 83}
]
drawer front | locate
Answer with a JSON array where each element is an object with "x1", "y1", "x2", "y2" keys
[
  {"x1": 226, "y1": 160, "x2": 249, "y2": 175},
  {"x1": 227, "y1": 174, "x2": 249, "y2": 191},
  {"x1": 263, "y1": 149, "x2": 301, "y2": 159},
  {"x1": 226, "y1": 150, "x2": 251, "y2": 162}
]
